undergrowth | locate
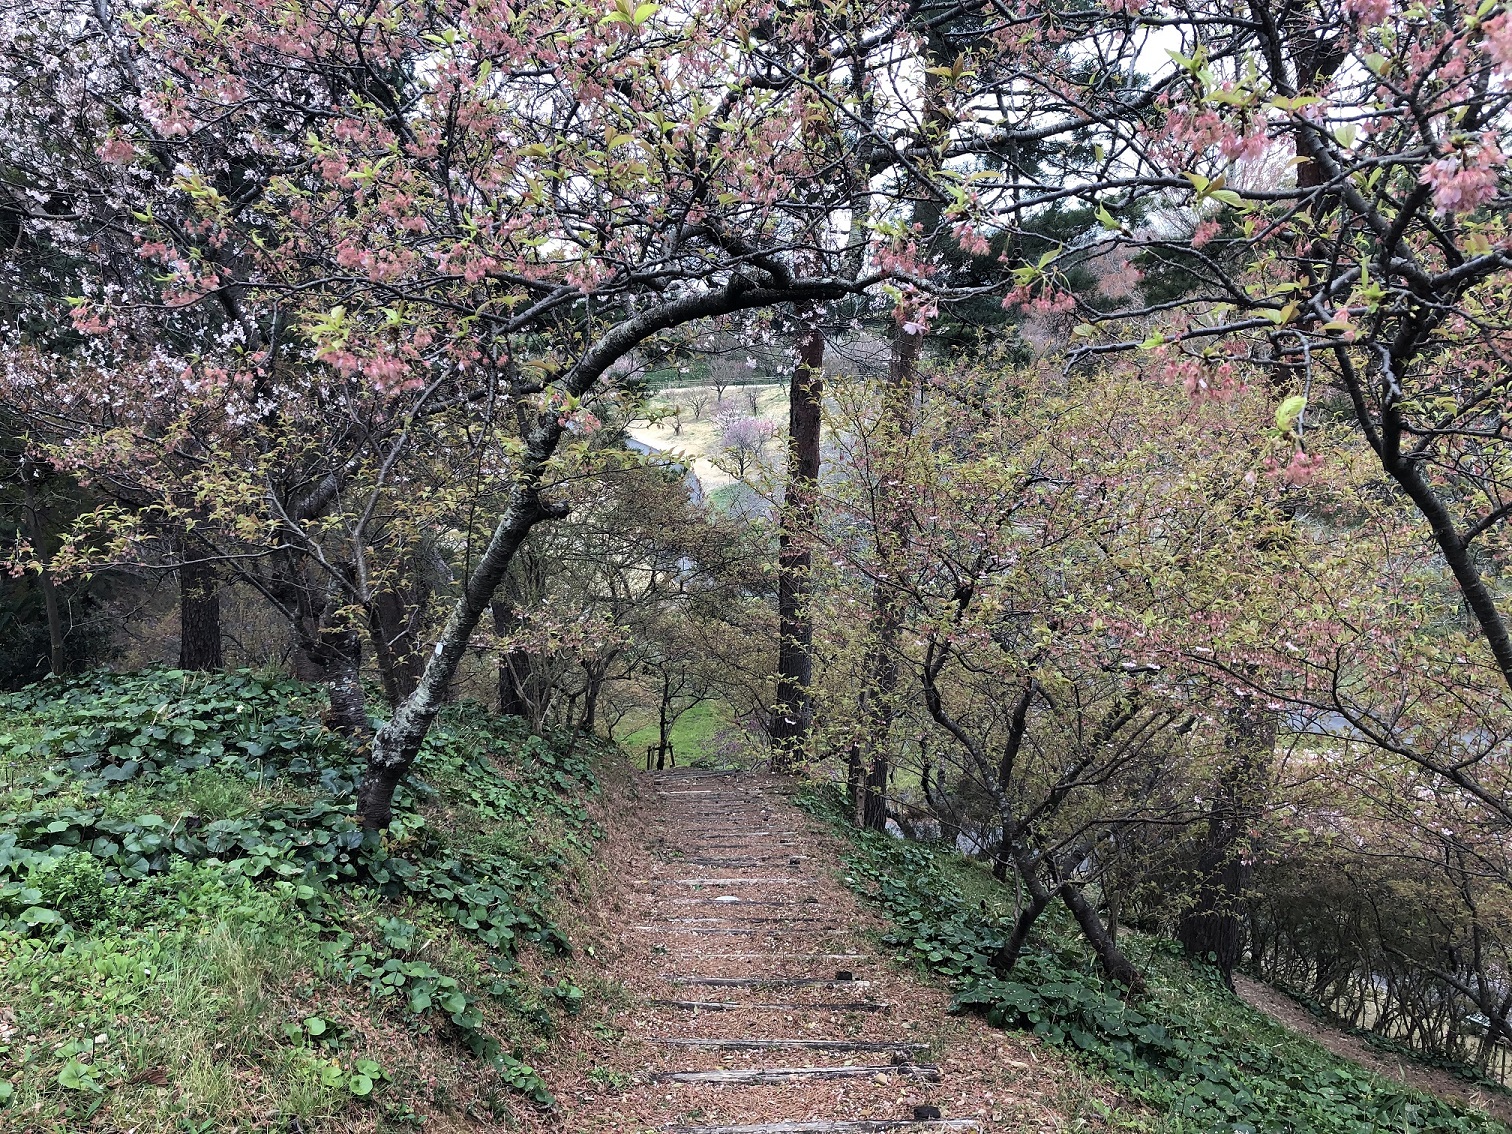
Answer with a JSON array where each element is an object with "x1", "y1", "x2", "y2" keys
[
  {"x1": 0, "y1": 667, "x2": 602, "y2": 1132},
  {"x1": 795, "y1": 785, "x2": 1506, "y2": 1134}
]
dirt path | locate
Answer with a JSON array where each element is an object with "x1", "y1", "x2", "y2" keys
[
  {"x1": 531, "y1": 768, "x2": 1102, "y2": 1132},
  {"x1": 1232, "y1": 976, "x2": 1512, "y2": 1125}
]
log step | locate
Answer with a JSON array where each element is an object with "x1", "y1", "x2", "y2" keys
[
  {"x1": 641, "y1": 878, "x2": 803, "y2": 886},
  {"x1": 633, "y1": 927, "x2": 761, "y2": 935},
  {"x1": 653, "y1": 901, "x2": 810, "y2": 913},
  {"x1": 654, "y1": 1038, "x2": 928, "y2": 1054},
  {"x1": 681, "y1": 953, "x2": 870, "y2": 960},
  {"x1": 664, "y1": 976, "x2": 871, "y2": 989},
  {"x1": 653, "y1": 917, "x2": 832, "y2": 926},
  {"x1": 676, "y1": 830, "x2": 782, "y2": 837},
  {"x1": 651, "y1": 1063, "x2": 941, "y2": 1085},
  {"x1": 666, "y1": 1123, "x2": 981, "y2": 1133},
  {"x1": 647, "y1": 997, "x2": 883, "y2": 1016},
  {"x1": 649, "y1": 999, "x2": 890, "y2": 1012}
]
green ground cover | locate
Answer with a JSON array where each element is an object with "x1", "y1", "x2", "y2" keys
[
  {"x1": 0, "y1": 668, "x2": 604, "y2": 1132},
  {"x1": 797, "y1": 785, "x2": 1508, "y2": 1134}
]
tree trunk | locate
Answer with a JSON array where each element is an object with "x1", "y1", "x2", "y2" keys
[
  {"x1": 993, "y1": 839, "x2": 1057, "y2": 973},
  {"x1": 177, "y1": 547, "x2": 223, "y2": 671},
  {"x1": 580, "y1": 660, "x2": 604, "y2": 734},
  {"x1": 771, "y1": 308, "x2": 825, "y2": 772},
  {"x1": 656, "y1": 678, "x2": 675, "y2": 770},
  {"x1": 490, "y1": 599, "x2": 532, "y2": 718},
  {"x1": 1061, "y1": 877, "x2": 1144, "y2": 992},
  {"x1": 996, "y1": 889, "x2": 1054, "y2": 974},
  {"x1": 1176, "y1": 695, "x2": 1274, "y2": 985},
  {"x1": 849, "y1": 319, "x2": 923, "y2": 829},
  {"x1": 371, "y1": 582, "x2": 425, "y2": 705},
  {"x1": 21, "y1": 470, "x2": 66, "y2": 677},
  {"x1": 296, "y1": 622, "x2": 371, "y2": 740}
]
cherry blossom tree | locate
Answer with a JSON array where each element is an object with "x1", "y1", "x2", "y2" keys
[{"x1": 0, "y1": 0, "x2": 1022, "y2": 827}]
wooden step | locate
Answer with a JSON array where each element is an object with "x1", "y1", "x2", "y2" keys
[
  {"x1": 640, "y1": 878, "x2": 804, "y2": 886},
  {"x1": 633, "y1": 927, "x2": 762, "y2": 935},
  {"x1": 649, "y1": 998, "x2": 889, "y2": 1012},
  {"x1": 675, "y1": 830, "x2": 782, "y2": 837},
  {"x1": 653, "y1": 901, "x2": 816, "y2": 913},
  {"x1": 664, "y1": 976, "x2": 871, "y2": 990},
  {"x1": 651, "y1": 1063, "x2": 941, "y2": 1085},
  {"x1": 681, "y1": 953, "x2": 870, "y2": 960},
  {"x1": 654, "y1": 1038, "x2": 928, "y2": 1054},
  {"x1": 652, "y1": 916, "x2": 832, "y2": 926},
  {"x1": 665, "y1": 1122, "x2": 981, "y2": 1133}
]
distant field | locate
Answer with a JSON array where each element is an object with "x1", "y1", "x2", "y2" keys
[
  {"x1": 617, "y1": 700, "x2": 735, "y2": 767},
  {"x1": 626, "y1": 381, "x2": 788, "y2": 495}
]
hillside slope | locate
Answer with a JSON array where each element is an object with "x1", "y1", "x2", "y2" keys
[{"x1": 0, "y1": 668, "x2": 605, "y2": 1132}]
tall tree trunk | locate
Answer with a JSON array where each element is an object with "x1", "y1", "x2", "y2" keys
[
  {"x1": 21, "y1": 468, "x2": 65, "y2": 677},
  {"x1": 177, "y1": 545, "x2": 223, "y2": 671},
  {"x1": 295, "y1": 621, "x2": 371, "y2": 740},
  {"x1": 848, "y1": 320, "x2": 923, "y2": 829},
  {"x1": 1177, "y1": 695, "x2": 1275, "y2": 985},
  {"x1": 371, "y1": 581, "x2": 426, "y2": 706},
  {"x1": 771, "y1": 308, "x2": 825, "y2": 772},
  {"x1": 490, "y1": 599, "x2": 532, "y2": 718}
]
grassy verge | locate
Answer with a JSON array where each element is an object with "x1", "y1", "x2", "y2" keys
[
  {"x1": 0, "y1": 667, "x2": 604, "y2": 1133},
  {"x1": 795, "y1": 785, "x2": 1506, "y2": 1134}
]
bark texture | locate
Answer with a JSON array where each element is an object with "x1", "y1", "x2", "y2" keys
[
  {"x1": 770, "y1": 310, "x2": 825, "y2": 772},
  {"x1": 177, "y1": 548, "x2": 223, "y2": 671},
  {"x1": 1177, "y1": 697, "x2": 1274, "y2": 984},
  {"x1": 848, "y1": 320, "x2": 922, "y2": 829}
]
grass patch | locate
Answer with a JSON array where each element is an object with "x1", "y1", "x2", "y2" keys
[
  {"x1": 0, "y1": 667, "x2": 605, "y2": 1132},
  {"x1": 619, "y1": 700, "x2": 733, "y2": 767},
  {"x1": 796, "y1": 784, "x2": 1506, "y2": 1134}
]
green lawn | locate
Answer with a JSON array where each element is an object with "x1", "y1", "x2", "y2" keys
[{"x1": 617, "y1": 700, "x2": 733, "y2": 768}]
